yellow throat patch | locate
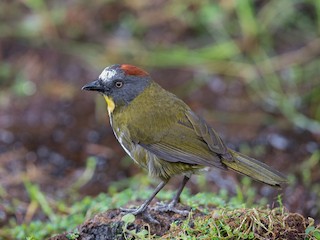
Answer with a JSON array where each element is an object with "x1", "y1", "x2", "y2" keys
[{"x1": 103, "y1": 95, "x2": 115, "y2": 115}]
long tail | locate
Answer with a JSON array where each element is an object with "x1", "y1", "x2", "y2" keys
[{"x1": 222, "y1": 149, "x2": 287, "y2": 187}]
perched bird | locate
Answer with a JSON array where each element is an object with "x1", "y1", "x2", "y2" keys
[{"x1": 82, "y1": 64, "x2": 286, "y2": 218}]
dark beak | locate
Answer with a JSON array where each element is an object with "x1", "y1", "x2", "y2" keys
[{"x1": 82, "y1": 80, "x2": 104, "y2": 92}]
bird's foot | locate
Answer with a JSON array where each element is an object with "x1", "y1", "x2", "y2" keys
[
  {"x1": 120, "y1": 207, "x2": 159, "y2": 224},
  {"x1": 120, "y1": 207, "x2": 143, "y2": 215},
  {"x1": 152, "y1": 201, "x2": 190, "y2": 215}
]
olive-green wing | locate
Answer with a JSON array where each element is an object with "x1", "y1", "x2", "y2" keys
[
  {"x1": 185, "y1": 111, "x2": 230, "y2": 156},
  {"x1": 139, "y1": 110, "x2": 231, "y2": 169}
]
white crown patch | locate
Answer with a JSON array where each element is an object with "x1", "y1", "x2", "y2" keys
[{"x1": 99, "y1": 68, "x2": 116, "y2": 82}]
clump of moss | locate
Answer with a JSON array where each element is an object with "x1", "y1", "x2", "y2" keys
[{"x1": 165, "y1": 207, "x2": 319, "y2": 239}]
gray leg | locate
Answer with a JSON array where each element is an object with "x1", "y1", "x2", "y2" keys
[
  {"x1": 153, "y1": 176, "x2": 190, "y2": 215},
  {"x1": 120, "y1": 180, "x2": 167, "y2": 222},
  {"x1": 169, "y1": 175, "x2": 190, "y2": 206}
]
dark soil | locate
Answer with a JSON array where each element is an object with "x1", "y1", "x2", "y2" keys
[
  {"x1": 49, "y1": 203, "x2": 194, "y2": 240},
  {"x1": 49, "y1": 203, "x2": 316, "y2": 240}
]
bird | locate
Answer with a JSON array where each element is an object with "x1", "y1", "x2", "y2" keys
[{"x1": 82, "y1": 64, "x2": 286, "y2": 220}]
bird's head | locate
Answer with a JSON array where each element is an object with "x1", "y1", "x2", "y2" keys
[{"x1": 82, "y1": 64, "x2": 152, "y2": 113}]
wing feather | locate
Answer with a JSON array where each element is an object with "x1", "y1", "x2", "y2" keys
[{"x1": 138, "y1": 110, "x2": 231, "y2": 169}]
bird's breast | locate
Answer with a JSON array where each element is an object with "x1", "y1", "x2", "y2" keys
[{"x1": 111, "y1": 123, "x2": 148, "y2": 168}]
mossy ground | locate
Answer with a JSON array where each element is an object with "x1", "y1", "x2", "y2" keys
[
  {"x1": 4, "y1": 186, "x2": 317, "y2": 240},
  {"x1": 50, "y1": 203, "x2": 319, "y2": 240}
]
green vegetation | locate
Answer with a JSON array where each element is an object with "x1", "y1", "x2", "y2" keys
[
  {"x1": 1, "y1": 174, "x2": 319, "y2": 239},
  {"x1": 165, "y1": 208, "x2": 319, "y2": 239}
]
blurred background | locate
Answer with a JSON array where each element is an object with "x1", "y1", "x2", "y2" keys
[{"x1": 0, "y1": 0, "x2": 319, "y2": 237}]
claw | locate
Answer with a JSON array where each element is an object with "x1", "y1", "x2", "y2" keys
[
  {"x1": 152, "y1": 201, "x2": 190, "y2": 215},
  {"x1": 120, "y1": 207, "x2": 159, "y2": 224},
  {"x1": 120, "y1": 207, "x2": 143, "y2": 215}
]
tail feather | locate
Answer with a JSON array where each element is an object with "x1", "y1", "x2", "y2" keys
[{"x1": 222, "y1": 149, "x2": 287, "y2": 187}]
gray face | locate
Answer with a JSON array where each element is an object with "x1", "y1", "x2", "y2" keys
[{"x1": 82, "y1": 64, "x2": 152, "y2": 106}]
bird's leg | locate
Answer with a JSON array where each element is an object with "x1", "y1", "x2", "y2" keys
[
  {"x1": 168, "y1": 175, "x2": 190, "y2": 207},
  {"x1": 153, "y1": 176, "x2": 190, "y2": 215},
  {"x1": 120, "y1": 180, "x2": 167, "y2": 223}
]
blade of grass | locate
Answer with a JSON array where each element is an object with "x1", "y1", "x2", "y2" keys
[{"x1": 23, "y1": 178, "x2": 56, "y2": 222}]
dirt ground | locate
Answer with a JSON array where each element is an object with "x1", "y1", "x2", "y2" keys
[{"x1": 49, "y1": 203, "x2": 316, "y2": 239}]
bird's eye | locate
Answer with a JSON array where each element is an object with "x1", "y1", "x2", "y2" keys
[{"x1": 115, "y1": 81, "x2": 123, "y2": 88}]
